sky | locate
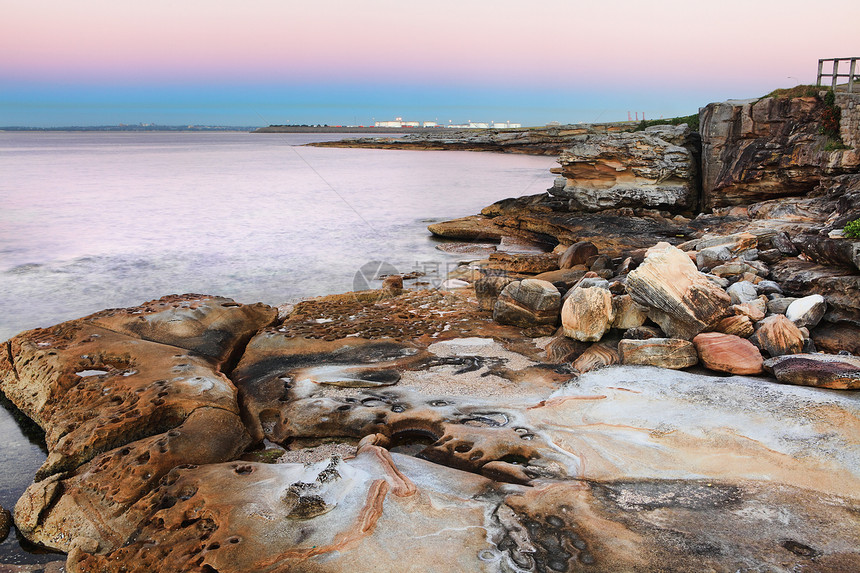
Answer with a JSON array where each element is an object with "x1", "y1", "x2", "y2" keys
[{"x1": 1, "y1": 0, "x2": 858, "y2": 127}]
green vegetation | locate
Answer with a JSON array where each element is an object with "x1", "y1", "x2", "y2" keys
[
  {"x1": 633, "y1": 113, "x2": 699, "y2": 132},
  {"x1": 762, "y1": 85, "x2": 821, "y2": 99},
  {"x1": 845, "y1": 219, "x2": 860, "y2": 239}
]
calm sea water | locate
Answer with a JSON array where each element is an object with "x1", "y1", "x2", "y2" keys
[{"x1": 0, "y1": 131, "x2": 555, "y2": 563}]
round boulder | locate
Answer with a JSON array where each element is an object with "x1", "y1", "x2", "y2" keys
[
  {"x1": 693, "y1": 332, "x2": 763, "y2": 375},
  {"x1": 559, "y1": 241, "x2": 598, "y2": 269},
  {"x1": 785, "y1": 295, "x2": 827, "y2": 329},
  {"x1": 493, "y1": 279, "x2": 561, "y2": 328}
]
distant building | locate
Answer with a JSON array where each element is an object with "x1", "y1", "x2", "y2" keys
[
  {"x1": 423, "y1": 121, "x2": 438, "y2": 128},
  {"x1": 492, "y1": 121, "x2": 521, "y2": 128}
]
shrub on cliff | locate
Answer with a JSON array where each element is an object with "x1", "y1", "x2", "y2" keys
[
  {"x1": 634, "y1": 113, "x2": 699, "y2": 133},
  {"x1": 844, "y1": 219, "x2": 860, "y2": 239}
]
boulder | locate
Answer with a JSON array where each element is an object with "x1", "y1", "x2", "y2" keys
[
  {"x1": 732, "y1": 299, "x2": 767, "y2": 322},
  {"x1": 767, "y1": 296, "x2": 797, "y2": 315},
  {"x1": 626, "y1": 243, "x2": 732, "y2": 339},
  {"x1": 756, "y1": 280, "x2": 783, "y2": 295},
  {"x1": 493, "y1": 279, "x2": 561, "y2": 328},
  {"x1": 549, "y1": 125, "x2": 699, "y2": 213},
  {"x1": 572, "y1": 343, "x2": 620, "y2": 373},
  {"x1": 764, "y1": 354, "x2": 860, "y2": 390},
  {"x1": 559, "y1": 241, "x2": 598, "y2": 269},
  {"x1": 618, "y1": 338, "x2": 698, "y2": 369},
  {"x1": 696, "y1": 246, "x2": 732, "y2": 270},
  {"x1": 693, "y1": 332, "x2": 764, "y2": 375},
  {"x1": 771, "y1": 259, "x2": 860, "y2": 326},
  {"x1": 785, "y1": 295, "x2": 827, "y2": 329},
  {"x1": 755, "y1": 315, "x2": 805, "y2": 357},
  {"x1": 611, "y1": 295, "x2": 648, "y2": 329},
  {"x1": 532, "y1": 267, "x2": 587, "y2": 289},
  {"x1": 727, "y1": 280, "x2": 759, "y2": 305},
  {"x1": 561, "y1": 286, "x2": 615, "y2": 341},
  {"x1": 712, "y1": 314, "x2": 755, "y2": 338},
  {"x1": 810, "y1": 322, "x2": 860, "y2": 355},
  {"x1": 474, "y1": 275, "x2": 516, "y2": 311}
]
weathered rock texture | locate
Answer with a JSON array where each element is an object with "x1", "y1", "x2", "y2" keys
[
  {"x1": 549, "y1": 125, "x2": 700, "y2": 213},
  {"x1": 2, "y1": 293, "x2": 860, "y2": 572},
  {"x1": 618, "y1": 338, "x2": 698, "y2": 369},
  {"x1": 699, "y1": 95, "x2": 860, "y2": 210},
  {"x1": 764, "y1": 353, "x2": 860, "y2": 390},
  {"x1": 560, "y1": 286, "x2": 614, "y2": 341},
  {"x1": 0, "y1": 504, "x2": 9, "y2": 542},
  {"x1": 693, "y1": 332, "x2": 764, "y2": 375},
  {"x1": 492, "y1": 279, "x2": 561, "y2": 328}
]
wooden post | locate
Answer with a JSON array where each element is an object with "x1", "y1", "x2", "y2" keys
[
  {"x1": 818, "y1": 59, "x2": 824, "y2": 87},
  {"x1": 849, "y1": 58, "x2": 857, "y2": 94},
  {"x1": 831, "y1": 59, "x2": 840, "y2": 91}
]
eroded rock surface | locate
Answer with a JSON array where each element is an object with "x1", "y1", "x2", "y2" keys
[{"x1": 3, "y1": 289, "x2": 860, "y2": 572}]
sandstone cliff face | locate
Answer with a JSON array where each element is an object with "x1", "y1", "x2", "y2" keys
[
  {"x1": 548, "y1": 125, "x2": 700, "y2": 213},
  {"x1": 699, "y1": 94, "x2": 860, "y2": 210}
]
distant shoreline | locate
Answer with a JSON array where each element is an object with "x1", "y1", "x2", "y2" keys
[{"x1": 253, "y1": 126, "x2": 457, "y2": 134}]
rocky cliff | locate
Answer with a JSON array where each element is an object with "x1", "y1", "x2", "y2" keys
[
  {"x1": 548, "y1": 124, "x2": 700, "y2": 213},
  {"x1": 699, "y1": 93, "x2": 860, "y2": 210}
]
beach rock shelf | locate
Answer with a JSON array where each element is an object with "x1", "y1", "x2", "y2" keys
[{"x1": 2, "y1": 284, "x2": 859, "y2": 572}]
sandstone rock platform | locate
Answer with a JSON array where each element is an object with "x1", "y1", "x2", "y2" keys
[{"x1": 2, "y1": 290, "x2": 859, "y2": 572}]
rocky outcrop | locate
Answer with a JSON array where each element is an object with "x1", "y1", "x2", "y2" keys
[
  {"x1": 764, "y1": 353, "x2": 860, "y2": 390},
  {"x1": 309, "y1": 123, "x2": 637, "y2": 156},
  {"x1": 699, "y1": 95, "x2": 860, "y2": 210},
  {"x1": 548, "y1": 125, "x2": 700, "y2": 213}
]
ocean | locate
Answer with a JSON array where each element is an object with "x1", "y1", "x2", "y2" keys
[{"x1": 0, "y1": 131, "x2": 555, "y2": 563}]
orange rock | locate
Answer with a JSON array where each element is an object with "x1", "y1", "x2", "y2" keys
[
  {"x1": 713, "y1": 314, "x2": 755, "y2": 338},
  {"x1": 693, "y1": 332, "x2": 764, "y2": 375},
  {"x1": 573, "y1": 343, "x2": 619, "y2": 373},
  {"x1": 618, "y1": 338, "x2": 698, "y2": 369},
  {"x1": 561, "y1": 287, "x2": 615, "y2": 341},
  {"x1": 755, "y1": 315, "x2": 804, "y2": 357}
]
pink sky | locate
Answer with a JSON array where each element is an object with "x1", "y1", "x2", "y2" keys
[
  {"x1": 4, "y1": 0, "x2": 857, "y2": 86},
  {"x1": 2, "y1": 0, "x2": 858, "y2": 125}
]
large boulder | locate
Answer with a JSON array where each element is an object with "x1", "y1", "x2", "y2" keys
[
  {"x1": 755, "y1": 315, "x2": 805, "y2": 357},
  {"x1": 493, "y1": 279, "x2": 561, "y2": 328},
  {"x1": 785, "y1": 294, "x2": 827, "y2": 328},
  {"x1": 558, "y1": 241, "x2": 598, "y2": 269},
  {"x1": 549, "y1": 125, "x2": 699, "y2": 213},
  {"x1": 699, "y1": 95, "x2": 860, "y2": 210},
  {"x1": 561, "y1": 286, "x2": 615, "y2": 341},
  {"x1": 626, "y1": 243, "x2": 732, "y2": 339},
  {"x1": 618, "y1": 338, "x2": 698, "y2": 369},
  {"x1": 474, "y1": 275, "x2": 516, "y2": 311},
  {"x1": 764, "y1": 354, "x2": 860, "y2": 390},
  {"x1": 693, "y1": 332, "x2": 764, "y2": 375}
]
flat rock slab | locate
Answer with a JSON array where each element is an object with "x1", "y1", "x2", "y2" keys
[
  {"x1": 764, "y1": 353, "x2": 860, "y2": 390},
  {"x1": 693, "y1": 332, "x2": 764, "y2": 375},
  {"x1": 618, "y1": 338, "x2": 698, "y2": 369}
]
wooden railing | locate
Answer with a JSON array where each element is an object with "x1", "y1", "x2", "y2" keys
[{"x1": 817, "y1": 58, "x2": 859, "y2": 93}]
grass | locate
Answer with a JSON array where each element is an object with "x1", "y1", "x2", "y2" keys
[
  {"x1": 632, "y1": 113, "x2": 699, "y2": 132},
  {"x1": 761, "y1": 85, "x2": 822, "y2": 99}
]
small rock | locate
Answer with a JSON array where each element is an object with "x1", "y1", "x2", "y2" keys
[
  {"x1": 712, "y1": 314, "x2": 755, "y2": 338},
  {"x1": 785, "y1": 295, "x2": 827, "y2": 329},
  {"x1": 764, "y1": 354, "x2": 860, "y2": 390},
  {"x1": 532, "y1": 268, "x2": 587, "y2": 289},
  {"x1": 756, "y1": 280, "x2": 783, "y2": 295},
  {"x1": 693, "y1": 332, "x2": 763, "y2": 375},
  {"x1": 545, "y1": 334, "x2": 589, "y2": 363},
  {"x1": 727, "y1": 281, "x2": 759, "y2": 305},
  {"x1": 619, "y1": 338, "x2": 698, "y2": 369},
  {"x1": 475, "y1": 276, "x2": 516, "y2": 311},
  {"x1": 623, "y1": 326, "x2": 665, "y2": 340},
  {"x1": 732, "y1": 298, "x2": 767, "y2": 322},
  {"x1": 381, "y1": 275, "x2": 404, "y2": 291},
  {"x1": 758, "y1": 249, "x2": 784, "y2": 264},
  {"x1": 559, "y1": 241, "x2": 598, "y2": 269},
  {"x1": 772, "y1": 232, "x2": 799, "y2": 255},
  {"x1": 696, "y1": 246, "x2": 733, "y2": 270},
  {"x1": 561, "y1": 286, "x2": 615, "y2": 341},
  {"x1": 439, "y1": 279, "x2": 471, "y2": 290},
  {"x1": 711, "y1": 261, "x2": 762, "y2": 279},
  {"x1": 767, "y1": 296, "x2": 798, "y2": 315},
  {"x1": 572, "y1": 343, "x2": 619, "y2": 373},
  {"x1": 493, "y1": 279, "x2": 561, "y2": 328},
  {"x1": 756, "y1": 315, "x2": 805, "y2": 357}
]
